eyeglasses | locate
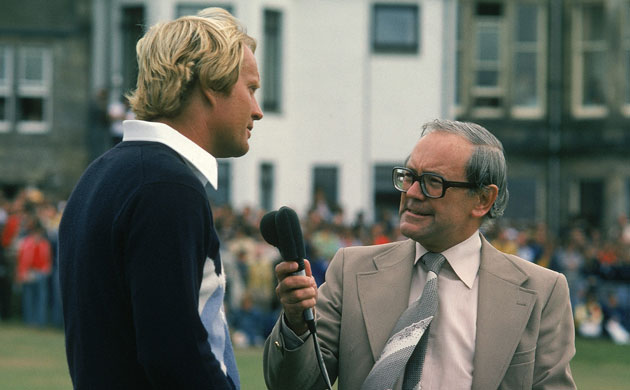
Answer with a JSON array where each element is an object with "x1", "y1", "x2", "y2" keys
[{"x1": 392, "y1": 166, "x2": 477, "y2": 198}]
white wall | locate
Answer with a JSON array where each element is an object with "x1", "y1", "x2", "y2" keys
[{"x1": 103, "y1": 0, "x2": 455, "y2": 222}]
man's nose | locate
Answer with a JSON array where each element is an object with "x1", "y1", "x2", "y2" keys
[
  {"x1": 252, "y1": 99, "x2": 263, "y2": 120},
  {"x1": 406, "y1": 180, "x2": 426, "y2": 199}
]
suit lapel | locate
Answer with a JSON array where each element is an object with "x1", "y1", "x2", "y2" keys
[
  {"x1": 357, "y1": 239, "x2": 416, "y2": 361},
  {"x1": 472, "y1": 236, "x2": 537, "y2": 390}
]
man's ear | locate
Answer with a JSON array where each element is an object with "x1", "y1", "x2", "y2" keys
[
  {"x1": 201, "y1": 86, "x2": 219, "y2": 108},
  {"x1": 472, "y1": 184, "x2": 498, "y2": 218}
]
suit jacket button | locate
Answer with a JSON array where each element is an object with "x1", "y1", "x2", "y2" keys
[{"x1": 274, "y1": 341, "x2": 282, "y2": 350}]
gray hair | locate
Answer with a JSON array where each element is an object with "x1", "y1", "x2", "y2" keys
[{"x1": 420, "y1": 119, "x2": 509, "y2": 220}]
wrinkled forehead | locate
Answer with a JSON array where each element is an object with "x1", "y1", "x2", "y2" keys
[
  {"x1": 403, "y1": 133, "x2": 474, "y2": 181},
  {"x1": 406, "y1": 132, "x2": 473, "y2": 165}
]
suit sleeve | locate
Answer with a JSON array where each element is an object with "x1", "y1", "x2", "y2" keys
[
  {"x1": 122, "y1": 182, "x2": 233, "y2": 389},
  {"x1": 533, "y1": 272, "x2": 577, "y2": 390},
  {"x1": 263, "y1": 247, "x2": 345, "y2": 390}
]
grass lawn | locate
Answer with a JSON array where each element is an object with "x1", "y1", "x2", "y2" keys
[{"x1": 0, "y1": 322, "x2": 629, "y2": 389}]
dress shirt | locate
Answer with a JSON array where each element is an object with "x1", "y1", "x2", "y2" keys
[
  {"x1": 122, "y1": 119, "x2": 218, "y2": 190},
  {"x1": 410, "y1": 231, "x2": 481, "y2": 390}
]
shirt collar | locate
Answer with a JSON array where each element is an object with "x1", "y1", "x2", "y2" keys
[
  {"x1": 414, "y1": 231, "x2": 481, "y2": 289},
  {"x1": 122, "y1": 119, "x2": 218, "y2": 189}
]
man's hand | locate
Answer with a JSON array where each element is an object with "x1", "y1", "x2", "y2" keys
[{"x1": 275, "y1": 259, "x2": 318, "y2": 335}]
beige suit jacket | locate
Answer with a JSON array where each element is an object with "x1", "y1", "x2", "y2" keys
[{"x1": 263, "y1": 235, "x2": 577, "y2": 390}]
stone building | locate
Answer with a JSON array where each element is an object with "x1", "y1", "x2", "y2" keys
[
  {"x1": 0, "y1": 0, "x2": 93, "y2": 201},
  {"x1": 455, "y1": 0, "x2": 630, "y2": 233}
]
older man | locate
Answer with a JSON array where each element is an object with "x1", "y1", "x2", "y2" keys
[{"x1": 264, "y1": 119, "x2": 576, "y2": 390}]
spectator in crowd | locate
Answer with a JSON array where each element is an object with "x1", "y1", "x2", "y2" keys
[
  {"x1": 1, "y1": 190, "x2": 29, "y2": 321},
  {"x1": 552, "y1": 227, "x2": 587, "y2": 311},
  {"x1": 0, "y1": 191, "x2": 11, "y2": 321},
  {"x1": 16, "y1": 217, "x2": 52, "y2": 327},
  {"x1": 231, "y1": 292, "x2": 266, "y2": 347},
  {"x1": 574, "y1": 290, "x2": 604, "y2": 338},
  {"x1": 38, "y1": 200, "x2": 63, "y2": 328},
  {"x1": 310, "y1": 223, "x2": 343, "y2": 262},
  {"x1": 369, "y1": 222, "x2": 391, "y2": 245},
  {"x1": 490, "y1": 226, "x2": 519, "y2": 255},
  {"x1": 312, "y1": 187, "x2": 334, "y2": 223},
  {"x1": 602, "y1": 292, "x2": 630, "y2": 345}
]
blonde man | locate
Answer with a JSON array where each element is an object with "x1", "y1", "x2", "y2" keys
[{"x1": 59, "y1": 8, "x2": 262, "y2": 389}]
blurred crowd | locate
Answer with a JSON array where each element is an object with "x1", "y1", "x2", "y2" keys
[
  {"x1": 1, "y1": 186, "x2": 629, "y2": 347},
  {"x1": 0, "y1": 187, "x2": 63, "y2": 328}
]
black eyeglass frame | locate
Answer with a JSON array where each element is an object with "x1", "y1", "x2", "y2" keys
[{"x1": 392, "y1": 166, "x2": 478, "y2": 198}]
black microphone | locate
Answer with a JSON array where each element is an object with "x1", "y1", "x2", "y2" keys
[
  {"x1": 261, "y1": 207, "x2": 333, "y2": 389},
  {"x1": 260, "y1": 206, "x2": 314, "y2": 323}
]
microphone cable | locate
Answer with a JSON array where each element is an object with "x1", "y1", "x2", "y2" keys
[{"x1": 306, "y1": 318, "x2": 333, "y2": 390}]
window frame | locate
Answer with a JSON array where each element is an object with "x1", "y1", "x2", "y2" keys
[
  {"x1": 0, "y1": 45, "x2": 14, "y2": 133},
  {"x1": 470, "y1": 15, "x2": 506, "y2": 118},
  {"x1": 510, "y1": 1, "x2": 547, "y2": 118},
  {"x1": 371, "y1": 3, "x2": 420, "y2": 54},
  {"x1": 16, "y1": 46, "x2": 53, "y2": 134},
  {"x1": 455, "y1": 0, "x2": 548, "y2": 120},
  {"x1": 262, "y1": 8, "x2": 283, "y2": 113},
  {"x1": 571, "y1": 1, "x2": 608, "y2": 118}
]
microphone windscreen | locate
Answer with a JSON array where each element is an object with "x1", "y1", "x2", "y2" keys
[
  {"x1": 275, "y1": 206, "x2": 306, "y2": 261},
  {"x1": 260, "y1": 211, "x2": 279, "y2": 246}
]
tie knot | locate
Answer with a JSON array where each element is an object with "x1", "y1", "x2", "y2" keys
[{"x1": 422, "y1": 252, "x2": 446, "y2": 274}]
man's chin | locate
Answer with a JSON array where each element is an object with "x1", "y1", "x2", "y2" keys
[
  {"x1": 227, "y1": 144, "x2": 249, "y2": 158},
  {"x1": 401, "y1": 212, "x2": 436, "y2": 234}
]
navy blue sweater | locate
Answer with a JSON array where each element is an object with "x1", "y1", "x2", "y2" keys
[{"x1": 59, "y1": 142, "x2": 234, "y2": 389}]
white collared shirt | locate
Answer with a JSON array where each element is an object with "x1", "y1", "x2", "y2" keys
[
  {"x1": 122, "y1": 119, "x2": 218, "y2": 190},
  {"x1": 410, "y1": 231, "x2": 481, "y2": 390}
]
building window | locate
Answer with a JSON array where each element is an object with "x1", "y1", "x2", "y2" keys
[
  {"x1": 471, "y1": 2, "x2": 504, "y2": 116},
  {"x1": 454, "y1": 2, "x2": 463, "y2": 111},
  {"x1": 511, "y1": 2, "x2": 545, "y2": 117},
  {"x1": 263, "y1": 9, "x2": 283, "y2": 113},
  {"x1": 0, "y1": 46, "x2": 13, "y2": 133},
  {"x1": 176, "y1": 3, "x2": 234, "y2": 17},
  {"x1": 312, "y1": 166, "x2": 338, "y2": 212},
  {"x1": 260, "y1": 162, "x2": 274, "y2": 212},
  {"x1": 580, "y1": 179, "x2": 604, "y2": 228},
  {"x1": 372, "y1": 4, "x2": 420, "y2": 54},
  {"x1": 455, "y1": 1, "x2": 546, "y2": 119},
  {"x1": 207, "y1": 160, "x2": 231, "y2": 206},
  {"x1": 121, "y1": 7, "x2": 145, "y2": 95},
  {"x1": 572, "y1": 2, "x2": 607, "y2": 117},
  {"x1": 623, "y1": 0, "x2": 630, "y2": 115},
  {"x1": 503, "y1": 177, "x2": 537, "y2": 222},
  {"x1": 0, "y1": 46, "x2": 52, "y2": 134}
]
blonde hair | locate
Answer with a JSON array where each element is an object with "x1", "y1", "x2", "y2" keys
[{"x1": 127, "y1": 8, "x2": 256, "y2": 120}]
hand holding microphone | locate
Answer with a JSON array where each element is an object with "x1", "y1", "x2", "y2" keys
[
  {"x1": 260, "y1": 207, "x2": 318, "y2": 334},
  {"x1": 261, "y1": 206, "x2": 333, "y2": 389}
]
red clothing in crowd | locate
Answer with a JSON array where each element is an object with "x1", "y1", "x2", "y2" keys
[
  {"x1": 16, "y1": 234, "x2": 52, "y2": 283},
  {"x1": 1, "y1": 214, "x2": 21, "y2": 248},
  {"x1": 372, "y1": 234, "x2": 391, "y2": 245}
]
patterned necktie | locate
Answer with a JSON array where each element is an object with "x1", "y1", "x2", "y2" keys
[{"x1": 361, "y1": 252, "x2": 446, "y2": 390}]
